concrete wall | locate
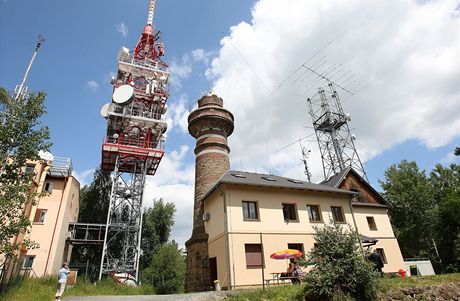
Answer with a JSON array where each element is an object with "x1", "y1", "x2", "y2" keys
[
  {"x1": 205, "y1": 184, "x2": 406, "y2": 288},
  {"x1": 27, "y1": 176, "x2": 79, "y2": 276},
  {"x1": 353, "y1": 206, "x2": 405, "y2": 273}
]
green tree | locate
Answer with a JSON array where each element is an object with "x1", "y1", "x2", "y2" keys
[
  {"x1": 430, "y1": 164, "x2": 460, "y2": 272},
  {"x1": 303, "y1": 220, "x2": 378, "y2": 301},
  {"x1": 379, "y1": 160, "x2": 436, "y2": 259},
  {"x1": 140, "y1": 199, "x2": 176, "y2": 270},
  {"x1": 71, "y1": 169, "x2": 111, "y2": 270},
  {"x1": 141, "y1": 241, "x2": 185, "y2": 294},
  {"x1": 78, "y1": 168, "x2": 111, "y2": 223},
  {"x1": 0, "y1": 89, "x2": 51, "y2": 259}
]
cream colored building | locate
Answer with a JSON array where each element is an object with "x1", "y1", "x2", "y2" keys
[
  {"x1": 202, "y1": 169, "x2": 405, "y2": 289},
  {"x1": 1, "y1": 155, "x2": 79, "y2": 281}
]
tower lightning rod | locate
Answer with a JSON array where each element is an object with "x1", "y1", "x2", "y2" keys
[
  {"x1": 147, "y1": 0, "x2": 156, "y2": 25},
  {"x1": 15, "y1": 35, "x2": 45, "y2": 101}
]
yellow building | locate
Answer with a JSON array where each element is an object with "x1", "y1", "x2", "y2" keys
[
  {"x1": 202, "y1": 169, "x2": 405, "y2": 289},
  {"x1": 1, "y1": 155, "x2": 79, "y2": 281}
]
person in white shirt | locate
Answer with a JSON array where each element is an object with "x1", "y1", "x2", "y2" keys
[{"x1": 55, "y1": 262, "x2": 69, "y2": 300}]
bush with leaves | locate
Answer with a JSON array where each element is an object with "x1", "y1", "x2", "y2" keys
[
  {"x1": 141, "y1": 241, "x2": 185, "y2": 294},
  {"x1": 303, "y1": 220, "x2": 378, "y2": 301}
]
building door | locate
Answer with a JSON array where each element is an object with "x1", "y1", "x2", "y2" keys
[{"x1": 209, "y1": 257, "x2": 217, "y2": 288}]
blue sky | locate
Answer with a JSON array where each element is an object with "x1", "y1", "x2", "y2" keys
[{"x1": 1, "y1": 0, "x2": 459, "y2": 247}]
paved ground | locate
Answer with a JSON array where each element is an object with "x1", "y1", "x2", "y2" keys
[{"x1": 65, "y1": 291, "x2": 234, "y2": 301}]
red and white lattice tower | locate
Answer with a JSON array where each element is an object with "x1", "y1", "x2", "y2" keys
[{"x1": 99, "y1": 0, "x2": 169, "y2": 282}]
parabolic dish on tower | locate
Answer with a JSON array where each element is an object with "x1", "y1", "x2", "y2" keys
[
  {"x1": 100, "y1": 103, "x2": 111, "y2": 118},
  {"x1": 113, "y1": 84, "x2": 134, "y2": 105}
]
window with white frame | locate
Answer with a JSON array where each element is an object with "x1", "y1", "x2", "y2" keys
[
  {"x1": 25, "y1": 164, "x2": 35, "y2": 174},
  {"x1": 44, "y1": 182, "x2": 53, "y2": 193},
  {"x1": 23, "y1": 256, "x2": 35, "y2": 269}
]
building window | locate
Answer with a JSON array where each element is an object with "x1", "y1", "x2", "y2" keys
[
  {"x1": 23, "y1": 256, "x2": 35, "y2": 269},
  {"x1": 331, "y1": 206, "x2": 345, "y2": 223},
  {"x1": 307, "y1": 205, "x2": 322, "y2": 222},
  {"x1": 282, "y1": 203, "x2": 297, "y2": 222},
  {"x1": 376, "y1": 248, "x2": 387, "y2": 264},
  {"x1": 245, "y1": 244, "x2": 263, "y2": 268},
  {"x1": 242, "y1": 201, "x2": 259, "y2": 220},
  {"x1": 33, "y1": 209, "x2": 47, "y2": 224},
  {"x1": 44, "y1": 182, "x2": 54, "y2": 193},
  {"x1": 367, "y1": 216, "x2": 377, "y2": 230},
  {"x1": 25, "y1": 164, "x2": 35, "y2": 174},
  {"x1": 288, "y1": 243, "x2": 305, "y2": 259}
]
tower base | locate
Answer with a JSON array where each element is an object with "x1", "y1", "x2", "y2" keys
[{"x1": 185, "y1": 230, "x2": 211, "y2": 292}]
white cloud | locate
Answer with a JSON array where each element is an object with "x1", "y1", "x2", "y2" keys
[
  {"x1": 169, "y1": 59, "x2": 192, "y2": 88},
  {"x1": 116, "y1": 22, "x2": 128, "y2": 37},
  {"x1": 166, "y1": 94, "x2": 191, "y2": 133},
  {"x1": 191, "y1": 49, "x2": 214, "y2": 65},
  {"x1": 169, "y1": 49, "x2": 215, "y2": 88},
  {"x1": 440, "y1": 151, "x2": 460, "y2": 165},
  {"x1": 205, "y1": 0, "x2": 460, "y2": 181},
  {"x1": 142, "y1": 145, "x2": 195, "y2": 248},
  {"x1": 72, "y1": 168, "x2": 95, "y2": 186},
  {"x1": 85, "y1": 80, "x2": 99, "y2": 93}
]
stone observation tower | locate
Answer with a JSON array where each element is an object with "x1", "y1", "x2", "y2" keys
[{"x1": 185, "y1": 92, "x2": 234, "y2": 292}]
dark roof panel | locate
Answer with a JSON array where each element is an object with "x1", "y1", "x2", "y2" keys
[{"x1": 201, "y1": 170, "x2": 355, "y2": 202}]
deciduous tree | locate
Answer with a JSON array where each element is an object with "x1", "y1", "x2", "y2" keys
[
  {"x1": 430, "y1": 164, "x2": 460, "y2": 272},
  {"x1": 0, "y1": 88, "x2": 51, "y2": 259},
  {"x1": 141, "y1": 241, "x2": 185, "y2": 294},
  {"x1": 71, "y1": 168, "x2": 111, "y2": 273},
  {"x1": 140, "y1": 199, "x2": 176, "y2": 270},
  {"x1": 379, "y1": 160, "x2": 436, "y2": 259}
]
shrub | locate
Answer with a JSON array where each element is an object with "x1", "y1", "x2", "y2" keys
[
  {"x1": 302, "y1": 220, "x2": 378, "y2": 301},
  {"x1": 141, "y1": 241, "x2": 185, "y2": 294}
]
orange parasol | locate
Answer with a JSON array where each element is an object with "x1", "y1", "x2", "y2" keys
[{"x1": 270, "y1": 249, "x2": 303, "y2": 260}]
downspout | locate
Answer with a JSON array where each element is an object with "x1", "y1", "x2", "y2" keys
[
  {"x1": 348, "y1": 193, "x2": 364, "y2": 257},
  {"x1": 220, "y1": 189, "x2": 232, "y2": 290},
  {"x1": 44, "y1": 176, "x2": 69, "y2": 276}
]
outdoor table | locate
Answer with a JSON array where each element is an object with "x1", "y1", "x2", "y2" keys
[{"x1": 268, "y1": 272, "x2": 289, "y2": 286}]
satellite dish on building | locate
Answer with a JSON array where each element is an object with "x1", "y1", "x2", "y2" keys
[
  {"x1": 100, "y1": 103, "x2": 111, "y2": 118},
  {"x1": 162, "y1": 104, "x2": 168, "y2": 114},
  {"x1": 113, "y1": 85, "x2": 134, "y2": 105}
]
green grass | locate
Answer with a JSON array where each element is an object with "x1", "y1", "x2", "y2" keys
[
  {"x1": 0, "y1": 277, "x2": 155, "y2": 301},
  {"x1": 224, "y1": 273, "x2": 460, "y2": 301},
  {"x1": 2, "y1": 274, "x2": 459, "y2": 301},
  {"x1": 224, "y1": 284, "x2": 304, "y2": 301},
  {"x1": 376, "y1": 273, "x2": 460, "y2": 294}
]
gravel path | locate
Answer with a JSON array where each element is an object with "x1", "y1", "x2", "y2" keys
[{"x1": 65, "y1": 291, "x2": 234, "y2": 301}]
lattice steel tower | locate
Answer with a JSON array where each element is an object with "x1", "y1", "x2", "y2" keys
[
  {"x1": 99, "y1": 0, "x2": 169, "y2": 282},
  {"x1": 307, "y1": 83, "x2": 367, "y2": 181}
]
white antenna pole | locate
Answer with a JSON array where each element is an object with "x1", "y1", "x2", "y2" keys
[
  {"x1": 147, "y1": 0, "x2": 156, "y2": 25},
  {"x1": 14, "y1": 35, "x2": 45, "y2": 101}
]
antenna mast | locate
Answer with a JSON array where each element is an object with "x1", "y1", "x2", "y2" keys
[
  {"x1": 99, "y1": 0, "x2": 169, "y2": 283},
  {"x1": 300, "y1": 142, "x2": 312, "y2": 183},
  {"x1": 307, "y1": 82, "x2": 367, "y2": 181},
  {"x1": 14, "y1": 35, "x2": 45, "y2": 101}
]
